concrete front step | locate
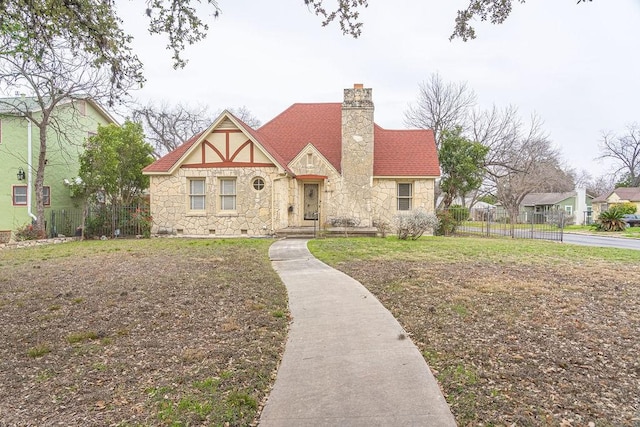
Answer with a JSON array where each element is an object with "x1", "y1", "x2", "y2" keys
[{"x1": 275, "y1": 227, "x2": 378, "y2": 238}]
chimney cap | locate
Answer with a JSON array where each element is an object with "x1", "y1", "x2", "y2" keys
[{"x1": 353, "y1": 83, "x2": 364, "y2": 89}]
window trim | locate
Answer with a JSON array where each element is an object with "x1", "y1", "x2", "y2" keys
[
  {"x1": 188, "y1": 178, "x2": 206, "y2": 211},
  {"x1": 12, "y1": 185, "x2": 27, "y2": 206},
  {"x1": 219, "y1": 178, "x2": 237, "y2": 211},
  {"x1": 397, "y1": 182, "x2": 413, "y2": 211},
  {"x1": 11, "y1": 186, "x2": 49, "y2": 206}
]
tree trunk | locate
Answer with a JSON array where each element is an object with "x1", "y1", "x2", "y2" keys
[{"x1": 34, "y1": 121, "x2": 49, "y2": 238}]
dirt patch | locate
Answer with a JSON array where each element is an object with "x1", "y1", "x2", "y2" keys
[
  {"x1": 337, "y1": 259, "x2": 640, "y2": 426},
  {"x1": 0, "y1": 239, "x2": 288, "y2": 426}
]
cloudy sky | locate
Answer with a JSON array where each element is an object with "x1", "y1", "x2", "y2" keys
[{"x1": 120, "y1": 0, "x2": 640, "y2": 179}]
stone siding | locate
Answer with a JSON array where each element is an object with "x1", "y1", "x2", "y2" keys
[
  {"x1": 338, "y1": 86, "x2": 375, "y2": 226},
  {"x1": 372, "y1": 178, "x2": 436, "y2": 226},
  {"x1": 150, "y1": 166, "x2": 282, "y2": 236}
]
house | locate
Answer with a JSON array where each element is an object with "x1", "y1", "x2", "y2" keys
[
  {"x1": 0, "y1": 97, "x2": 117, "y2": 236},
  {"x1": 592, "y1": 187, "x2": 640, "y2": 218},
  {"x1": 143, "y1": 84, "x2": 440, "y2": 237},
  {"x1": 520, "y1": 188, "x2": 593, "y2": 225}
]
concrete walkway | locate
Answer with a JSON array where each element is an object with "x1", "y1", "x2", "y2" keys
[{"x1": 259, "y1": 239, "x2": 456, "y2": 426}]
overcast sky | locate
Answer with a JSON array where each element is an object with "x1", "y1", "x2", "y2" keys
[{"x1": 119, "y1": 0, "x2": 640, "y2": 179}]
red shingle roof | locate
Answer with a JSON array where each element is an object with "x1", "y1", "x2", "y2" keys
[
  {"x1": 143, "y1": 102, "x2": 440, "y2": 177},
  {"x1": 143, "y1": 132, "x2": 202, "y2": 173},
  {"x1": 257, "y1": 103, "x2": 343, "y2": 171},
  {"x1": 373, "y1": 125, "x2": 439, "y2": 176}
]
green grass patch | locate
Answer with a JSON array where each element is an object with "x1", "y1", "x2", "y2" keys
[
  {"x1": 28, "y1": 344, "x2": 51, "y2": 358},
  {"x1": 270, "y1": 309, "x2": 286, "y2": 318},
  {"x1": 67, "y1": 331, "x2": 99, "y2": 344},
  {"x1": 308, "y1": 235, "x2": 640, "y2": 265}
]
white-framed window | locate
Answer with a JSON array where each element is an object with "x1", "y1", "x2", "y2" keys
[
  {"x1": 189, "y1": 178, "x2": 206, "y2": 210},
  {"x1": 252, "y1": 177, "x2": 265, "y2": 191},
  {"x1": 397, "y1": 183, "x2": 412, "y2": 211},
  {"x1": 12, "y1": 186, "x2": 51, "y2": 206},
  {"x1": 565, "y1": 205, "x2": 573, "y2": 215},
  {"x1": 12, "y1": 186, "x2": 27, "y2": 206},
  {"x1": 220, "y1": 178, "x2": 236, "y2": 211}
]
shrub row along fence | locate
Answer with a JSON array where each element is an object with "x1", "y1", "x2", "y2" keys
[
  {"x1": 441, "y1": 206, "x2": 566, "y2": 242},
  {"x1": 48, "y1": 204, "x2": 151, "y2": 239}
]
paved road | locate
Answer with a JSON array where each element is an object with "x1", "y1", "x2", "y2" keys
[{"x1": 563, "y1": 233, "x2": 640, "y2": 250}]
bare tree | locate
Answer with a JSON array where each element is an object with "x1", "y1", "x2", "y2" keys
[
  {"x1": 133, "y1": 103, "x2": 262, "y2": 158},
  {"x1": 481, "y1": 113, "x2": 568, "y2": 223},
  {"x1": 0, "y1": 38, "x2": 135, "y2": 237},
  {"x1": 226, "y1": 106, "x2": 262, "y2": 129},
  {"x1": 404, "y1": 73, "x2": 477, "y2": 147},
  {"x1": 133, "y1": 102, "x2": 211, "y2": 158},
  {"x1": 598, "y1": 123, "x2": 640, "y2": 187},
  {"x1": 568, "y1": 168, "x2": 613, "y2": 198},
  {"x1": 469, "y1": 104, "x2": 521, "y2": 169}
]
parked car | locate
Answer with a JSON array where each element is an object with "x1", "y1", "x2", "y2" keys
[{"x1": 622, "y1": 214, "x2": 640, "y2": 227}]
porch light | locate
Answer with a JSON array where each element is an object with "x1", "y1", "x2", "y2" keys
[{"x1": 17, "y1": 167, "x2": 26, "y2": 181}]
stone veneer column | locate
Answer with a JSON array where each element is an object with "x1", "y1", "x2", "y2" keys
[{"x1": 341, "y1": 84, "x2": 374, "y2": 226}]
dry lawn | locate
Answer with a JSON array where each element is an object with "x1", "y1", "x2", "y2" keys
[
  {"x1": 310, "y1": 237, "x2": 640, "y2": 426},
  {"x1": 0, "y1": 238, "x2": 288, "y2": 426}
]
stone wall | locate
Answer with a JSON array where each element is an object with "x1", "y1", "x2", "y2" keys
[
  {"x1": 149, "y1": 166, "x2": 282, "y2": 236},
  {"x1": 371, "y1": 178, "x2": 436, "y2": 226},
  {"x1": 337, "y1": 85, "x2": 375, "y2": 226}
]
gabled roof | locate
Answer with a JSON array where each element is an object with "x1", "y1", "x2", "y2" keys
[
  {"x1": 257, "y1": 103, "x2": 438, "y2": 176},
  {"x1": 593, "y1": 187, "x2": 640, "y2": 203},
  {"x1": 522, "y1": 191, "x2": 578, "y2": 206},
  {"x1": 0, "y1": 96, "x2": 118, "y2": 124},
  {"x1": 142, "y1": 132, "x2": 203, "y2": 173},
  {"x1": 257, "y1": 103, "x2": 343, "y2": 172},
  {"x1": 144, "y1": 101, "x2": 440, "y2": 177},
  {"x1": 143, "y1": 110, "x2": 291, "y2": 175}
]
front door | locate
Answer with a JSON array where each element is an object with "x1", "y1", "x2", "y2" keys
[{"x1": 303, "y1": 183, "x2": 319, "y2": 222}]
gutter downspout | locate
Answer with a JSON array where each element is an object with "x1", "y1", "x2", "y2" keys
[{"x1": 26, "y1": 118, "x2": 37, "y2": 222}]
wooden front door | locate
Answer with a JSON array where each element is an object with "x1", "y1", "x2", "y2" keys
[{"x1": 303, "y1": 183, "x2": 319, "y2": 222}]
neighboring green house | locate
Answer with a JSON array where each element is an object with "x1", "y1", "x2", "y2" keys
[
  {"x1": 592, "y1": 187, "x2": 640, "y2": 219},
  {"x1": 520, "y1": 188, "x2": 594, "y2": 225},
  {"x1": 0, "y1": 97, "x2": 117, "y2": 238}
]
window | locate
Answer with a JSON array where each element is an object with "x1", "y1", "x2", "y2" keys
[
  {"x1": 189, "y1": 179, "x2": 206, "y2": 210},
  {"x1": 220, "y1": 178, "x2": 236, "y2": 210},
  {"x1": 43, "y1": 186, "x2": 50, "y2": 206},
  {"x1": 252, "y1": 177, "x2": 265, "y2": 191},
  {"x1": 565, "y1": 205, "x2": 573, "y2": 215},
  {"x1": 13, "y1": 186, "x2": 27, "y2": 205},
  {"x1": 397, "y1": 183, "x2": 412, "y2": 211},
  {"x1": 12, "y1": 186, "x2": 50, "y2": 206}
]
